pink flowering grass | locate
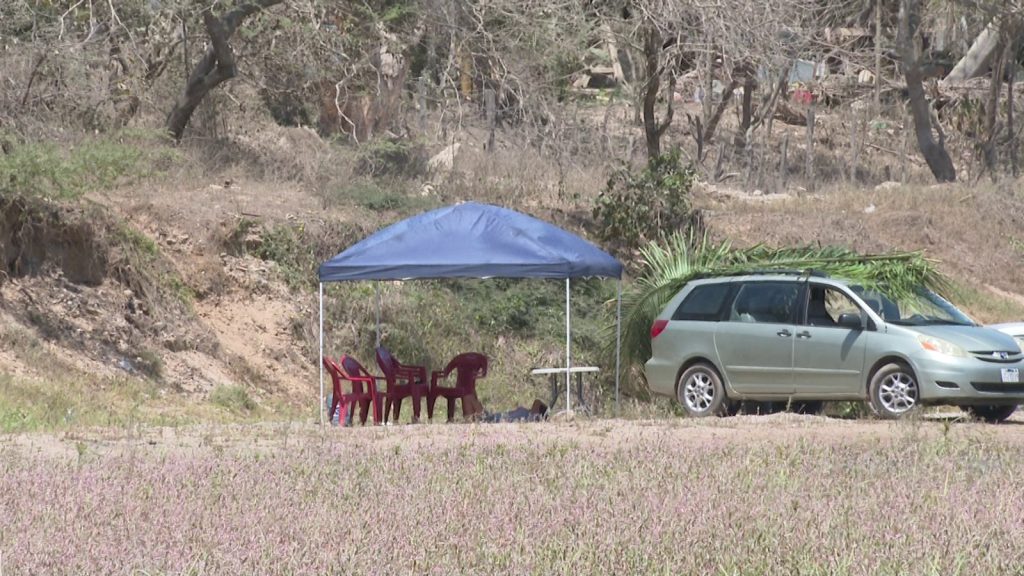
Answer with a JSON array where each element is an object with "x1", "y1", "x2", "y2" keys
[{"x1": 1, "y1": 417, "x2": 1023, "y2": 575}]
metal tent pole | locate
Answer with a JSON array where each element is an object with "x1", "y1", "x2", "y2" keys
[
  {"x1": 318, "y1": 282, "x2": 325, "y2": 427},
  {"x1": 615, "y1": 278, "x2": 622, "y2": 416},
  {"x1": 375, "y1": 282, "x2": 381, "y2": 347},
  {"x1": 565, "y1": 277, "x2": 572, "y2": 413}
]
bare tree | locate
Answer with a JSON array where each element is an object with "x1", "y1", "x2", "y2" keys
[
  {"x1": 1, "y1": 0, "x2": 190, "y2": 134},
  {"x1": 629, "y1": 0, "x2": 819, "y2": 166},
  {"x1": 640, "y1": 22, "x2": 676, "y2": 160},
  {"x1": 166, "y1": 0, "x2": 283, "y2": 141},
  {"x1": 897, "y1": 0, "x2": 956, "y2": 182}
]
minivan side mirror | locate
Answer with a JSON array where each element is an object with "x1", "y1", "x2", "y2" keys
[{"x1": 837, "y1": 312, "x2": 864, "y2": 330}]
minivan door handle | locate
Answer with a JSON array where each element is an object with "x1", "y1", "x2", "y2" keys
[
  {"x1": 776, "y1": 329, "x2": 792, "y2": 337},
  {"x1": 796, "y1": 330, "x2": 811, "y2": 339}
]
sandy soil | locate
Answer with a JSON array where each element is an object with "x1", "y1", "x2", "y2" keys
[
  {"x1": 195, "y1": 291, "x2": 313, "y2": 398},
  {"x1": 5, "y1": 412, "x2": 1024, "y2": 461}
]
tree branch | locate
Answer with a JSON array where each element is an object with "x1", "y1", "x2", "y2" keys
[
  {"x1": 655, "y1": 73, "x2": 676, "y2": 138},
  {"x1": 166, "y1": 0, "x2": 283, "y2": 141}
]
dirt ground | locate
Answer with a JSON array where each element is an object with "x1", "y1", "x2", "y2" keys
[{"x1": 5, "y1": 412, "x2": 1024, "y2": 461}]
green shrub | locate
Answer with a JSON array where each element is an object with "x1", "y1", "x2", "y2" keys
[
  {"x1": 592, "y1": 149, "x2": 697, "y2": 251},
  {"x1": 0, "y1": 131, "x2": 177, "y2": 199},
  {"x1": 460, "y1": 279, "x2": 558, "y2": 337},
  {"x1": 254, "y1": 224, "x2": 314, "y2": 290},
  {"x1": 209, "y1": 385, "x2": 258, "y2": 415},
  {"x1": 112, "y1": 222, "x2": 160, "y2": 259},
  {"x1": 134, "y1": 349, "x2": 164, "y2": 380},
  {"x1": 224, "y1": 218, "x2": 364, "y2": 292},
  {"x1": 342, "y1": 179, "x2": 437, "y2": 214},
  {"x1": 354, "y1": 138, "x2": 428, "y2": 178}
]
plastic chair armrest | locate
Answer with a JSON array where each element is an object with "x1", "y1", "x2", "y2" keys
[
  {"x1": 396, "y1": 365, "x2": 427, "y2": 382},
  {"x1": 431, "y1": 370, "x2": 447, "y2": 388}
]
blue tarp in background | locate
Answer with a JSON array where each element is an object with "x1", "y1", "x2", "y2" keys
[{"x1": 318, "y1": 202, "x2": 623, "y2": 281}]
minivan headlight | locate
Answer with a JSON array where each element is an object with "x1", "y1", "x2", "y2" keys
[{"x1": 917, "y1": 335, "x2": 967, "y2": 357}]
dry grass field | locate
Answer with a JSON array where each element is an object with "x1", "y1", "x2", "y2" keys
[{"x1": 3, "y1": 415, "x2": 1024, "y2": 575}]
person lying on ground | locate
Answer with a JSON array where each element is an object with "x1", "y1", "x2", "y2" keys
[{"x1": 460, "y1": 393, "x2": 548, "y2": 423}]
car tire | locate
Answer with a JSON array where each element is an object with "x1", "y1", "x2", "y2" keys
[
  {"x1": 868, "y1": 362, "x2": 920, "y2": 419},
  {"x1": 677, "y1": 363, "x2": 732, "y2": 417},
  {"x1": 965, "y1": 405, "x2": 1017, "y2": 423}
]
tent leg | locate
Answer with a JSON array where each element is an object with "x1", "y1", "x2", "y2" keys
[
  {"x1": 565, "y1": 277, "x2": 571, "y2": 414},
  {"x1": 319, "y1": 282, "x2": 325, "y2": 427},
  {"x1": 375, "y1": 282, "x2": 381, "y2": 347},
  {"x1": 615, "y1": 278, "x2": 622, "y2": 417}
]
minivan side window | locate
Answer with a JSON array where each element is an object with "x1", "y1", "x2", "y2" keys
[
  {"x1": 672, "y1": 283, "x2": 735, "y2": 321},
  {"x1": 805, "y1": 284, "x2": 862, "y2": 327},
  {"x1": 728, "y1": 282, "x2": 800, "y2": 324}
]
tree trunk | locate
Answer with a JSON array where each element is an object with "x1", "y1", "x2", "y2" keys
[
  {"x1": 1009, "y1": 41, "x2": 1018, "y2": 177},
  {"x1": 898, "y1": 0, "x2": 956, "y2": 182},
  {"x1": 874, "y1": 0, "x2": 882, "y2": 113},
  {"x1": 702, "y1": 79, "x2": 739, "y2": 145},
  {"x1": 982, "y1": 41, "x2": 1006, "y2": 174},
  {"x1": 166, "y1": 0, "x2": 282, "y2": 141},
  {"x1": 601, "y1": 23, "x2": 625, "y2": 84},
  {"x1": 943, "y1": 17, "x2": 1002, "y2": 86},
  {"x1": 778, "y1": 132, "x2": 789, "y2": 192},
  {"x1": 642, "y1": 24, "x2": 674, "y2": 162},
  {"x1": 735, "y1": 76, "x2": 755, "y2": 149},
  {"x1": 484, "y1": 87, "x2": 496, "y2": 152},
  {"x1": 849, "y1": 112, "x2": 861, "y2": 183},
  {"x1": 805, "y1": 100, "x2": 815, "y2": 193}
]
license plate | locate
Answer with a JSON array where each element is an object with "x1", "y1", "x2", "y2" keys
[{"x1": 1002, "y1": 368, "x2": 1020, "y2": 383}]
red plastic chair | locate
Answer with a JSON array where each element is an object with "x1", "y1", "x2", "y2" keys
[
  {"x1": 323, "y1": 355, "x2": 380, "y2": 425},
  {"x1": 429, "y1": 352, "x2": 488, "y2": 422},
  {"x1": 375, "y1": 346, "x2": 429, "y2": 423},
  {"x1": 339, "y1": 355, "x2": 385, "y2": 424}
]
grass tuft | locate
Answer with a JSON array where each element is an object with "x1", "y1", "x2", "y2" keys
[{"x1": 209, "y1": 385, "x2": 259, "y2": 415}]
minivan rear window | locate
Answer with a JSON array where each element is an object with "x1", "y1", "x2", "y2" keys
[
  {"x1": 729, "y1": 282, "x2": 800, "y2": 324},
  {"x1": 672, "y1": 283, "x2": 734, "y2": 321}
]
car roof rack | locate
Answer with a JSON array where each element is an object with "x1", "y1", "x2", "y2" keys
[
  {"x1": 751, "y1": 269, "x2": 828, "y2": 277},
  {"x1": 692, "y1": 268, "x2": 829, "y2": 280}
]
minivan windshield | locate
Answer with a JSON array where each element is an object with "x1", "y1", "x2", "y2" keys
[{"x1": 850, "y1": 285, "x2": 975, "y2": 327}]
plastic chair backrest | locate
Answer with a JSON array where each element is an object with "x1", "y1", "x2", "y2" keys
[
  {"x1": 375, "y1": 346, "x2": 397, "y2": 382},
  {"x1": 341, "y1": 355, "x2": 369, "y2": 379},
  {"x1": 447, "y1": 352, "x2": 488, "y2": 383},
  {"x1": 323, "y1": 356, "x2": 343, "y2": 385}
]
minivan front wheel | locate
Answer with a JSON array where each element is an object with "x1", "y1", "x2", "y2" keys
[
  {"x1": 677, "y1": 363, "x2": 731, "y2": 417},
  {"x1": 868, "y1": 362, "x2": 919, "y2": 419}
]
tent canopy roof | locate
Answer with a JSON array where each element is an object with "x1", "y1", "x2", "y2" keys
[{"x1": 318, "y1": 202, "x2": 623, "y2": 282}]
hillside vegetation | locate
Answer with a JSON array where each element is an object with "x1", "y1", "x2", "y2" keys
[{"x1": 2, "y1": 0, "x2": 1024, "y2": 428}]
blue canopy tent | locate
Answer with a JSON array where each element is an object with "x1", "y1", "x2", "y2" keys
[{"x1": 317, "y1": 201, "x2": 624, "y2": 424}]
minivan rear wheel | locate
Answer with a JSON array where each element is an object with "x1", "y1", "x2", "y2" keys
[
  {"x1": 677, "y1": 363, "x2": 732, "y2": 417},
  {"x1": 965, "y1": 405, "x2": 1017, "y2": 423},
  {"x1": 868, "y1": 362, "x2": 919, "y2": 419}
]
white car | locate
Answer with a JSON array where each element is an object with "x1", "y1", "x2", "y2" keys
[{"x1": 990, "y1": 323, "x2": 1024, "y2": 348}]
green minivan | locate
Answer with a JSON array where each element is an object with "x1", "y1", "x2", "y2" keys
[{"x1": 644, "y1": 273, "x2": 1024, "y2": 422}]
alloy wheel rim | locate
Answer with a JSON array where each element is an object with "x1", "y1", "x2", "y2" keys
[
  {"x1": 878, "y1": 372, "x2": 918, "y2": 414},
  {"x1": 683, "y1": 371, "x2": 715, "y2": 413}
]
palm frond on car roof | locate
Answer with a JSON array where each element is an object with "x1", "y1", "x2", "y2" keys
[{"x1": 613, "y1": 231, "x2": 953, "y2": 376}]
